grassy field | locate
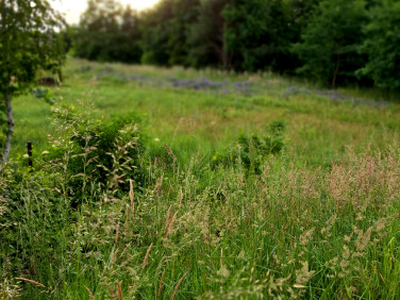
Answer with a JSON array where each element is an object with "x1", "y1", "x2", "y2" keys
[{"x1": 1, "y1": 58, "x2": 400, "y2": 299}]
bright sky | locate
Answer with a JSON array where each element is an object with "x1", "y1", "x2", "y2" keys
[{"x1": 51, "y1": 0, "x2": 160, "y2": 25}]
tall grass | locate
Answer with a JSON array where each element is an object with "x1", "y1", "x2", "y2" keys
[
  {"x1": 2, "y1": 144, "x2": 400, "y2": 298},
  {"x1": 1, "y1": 58, "x2": 400, "y2": 299}
]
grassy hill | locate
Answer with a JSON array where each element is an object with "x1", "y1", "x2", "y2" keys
[{"x1": 2, "y1": 58, "x2": 400, "y2": 299}]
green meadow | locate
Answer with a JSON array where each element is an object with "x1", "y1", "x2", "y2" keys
[
  {"x1": 13, "y1": 58, "x2": 400, "y2": 165},
  {"x1": 2, "y1": 58, "x2": 400, "y2": 299}
]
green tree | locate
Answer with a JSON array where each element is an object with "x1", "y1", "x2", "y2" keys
[
  {"x1": 166, "y1": 0, "x2": 200, "y2": 66},
  {"x1": 289, "y1": 0, "x2": 322, "y2": 30},
  {"x1": 140, "y1": 0, "x2": 174, "y2": 65},
  {"x1": 0, "y1": 0, "x2": 65, "y2": 163},
  {"x1": 292, "y1": 0, "x2": 368, "y2": 88},
  {"x1": 188, "y1": 0, "x2": 229, "y2": 69},
  {"x1": 140, "y1": 0, "x2": 200, "y2": 67},
  {"x1": 76, "y1": 0, "x2": 119, "y2": 61},
  {"x1": 121, "y1": 6, "x2": 142, "y2": 63},
  {"x1": 358, "y1": 0, "x2": 400, "y2": 91},
  {"x1": 74, "y1": 0, "x2": 142, "y2": 63},
  {"x1": 223, "y1": 0, "x2": 294, "y2": 72}
]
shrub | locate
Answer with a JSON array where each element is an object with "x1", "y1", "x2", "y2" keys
[
  {"x1": 212, "y1": 120, "x2": 285, "y2": 173},
  {"x1": 44, "y1": 104, "x2": 147, "y2": 203}
]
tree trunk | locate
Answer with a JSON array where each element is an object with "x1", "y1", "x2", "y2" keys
[
  {"x1": 332, "y1": 55, "x2": 340, "y2": 89},
  {"x1": 2, "y1": 91, "x2": 14, "y2": 163},
  {"x1": 222, "y1": 36, "x2": 232, "y2": 72},
  {"x1": 57, "y1": 69, "x2": 63, "y2": 85}
]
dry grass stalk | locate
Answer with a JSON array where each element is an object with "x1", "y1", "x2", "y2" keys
[
  {"x1": 165, "y1": 205, "x2": 172, "y2": 228},
  {"x1": 166, "y1": 211, "x2": 178, "y2": 238},
  {"x1": 299, "y1": 228, "x2": 315, "y2": 246},
  {"x1": 129, "y1": 179, "x2": 135, "y2": 217},
  {"x1": 116, "y1": 281, "x2": 123, "y2": 300},
  {"x1": 106, "y1": 283, "x2": 116, "y2": 300},
  {"x1": 124, "y1": 207, "x2": 129, "y2": 232},
  {"x1": 295, "y1": 261, "x2": 315, "y2": 286},
  {"x1": 15, "y1": 277, "x2": 45, "y2": 288},
  {"x1": 119, "y1": 243, "x2": 130, "y2": 260},
  {"x1": 115, "y1": 222, "x2": 120, "y2": 244},
  {"x1": 154, "y1": 174, "x2": 164, "y2": 195},
  {"x1": 142, "y1": 243, "x2": 154, "y2": 270},
  {"x1": 171, "y1": 272, "x2": 187, "y2": 300},
  {"x1": 179, "y1": 188, "x2": 183, "y2": 207},
  {"x1": 164, "y1": 144, "x2": 177, "y2": 163},
  {"x1": 158, "y1": 269, "x2": 166, "y2": 297},
  {"x1": 111, "y1": 248, "x2": 119, "y2": 267},
  {"x1": 355, "y1": 227, "x2": 372, "y2": 252},
  {"x1": 85, "y1": 286, "x2": 96, "y2": 300}
]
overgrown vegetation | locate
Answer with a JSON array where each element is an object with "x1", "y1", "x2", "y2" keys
[
  {"x1": 1, "y1": 58, "x2": 400, "y2": 299},
  {"x1": 211, "y1": 120, "x2": 285, "y2": 174},
  {"x1": 46, "y1": 105, "x2": 146, "y2": 200},
  {"x1": 1, "y1": 0, "x2": 400, "y2": 298}
]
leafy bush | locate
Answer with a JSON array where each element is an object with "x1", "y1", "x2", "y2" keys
[
  {"x1": 32, "y1": 87, "x2": 58, "y2": 105},
  {"x1": 0, "y1": 104, "x2": 149, "y2": 297},
  {"x1": 44, "y1": 104, "x2": 147, "y2": 203},
  {"x1": 212, "y1": 120, "x2": 285, "y2": 173}
]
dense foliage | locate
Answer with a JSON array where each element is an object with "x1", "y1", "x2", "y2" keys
[
  {"x1": 358, "y1": 0, "x2": 400, "y2": 91},
  {"x1": 73, "y1": 0, "x2": 400, "y2": 91},
  {"x1": 0, "y1": 0, "x2": 65, "y2": 162},
  {"x1": 292, "y1": 0, "x2": 368, "y2": 88},
  {"x1": 46, "y1": 105, "x2": 147, "y2": 202},
  {"x1": 74, "y1": 0, "x2": 142, "y2": 63}
]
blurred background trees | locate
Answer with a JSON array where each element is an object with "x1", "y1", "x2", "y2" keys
[
  {"x1": 358, "y1": 0, "x2": 400, "y2": 91},
  {"x1": 292, "y1": 0, "x2": 368, "y2": 88},
  {"x1": 71, "y1": 0, "x2": 400, "y2": 91},
  {"x1": 74, "y1": 0, "x2": 142, "y2": 63}
]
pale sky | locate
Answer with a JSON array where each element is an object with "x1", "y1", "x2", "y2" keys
[{"x1": 51, "y1": 0, "x2": 160, "y2": 25}]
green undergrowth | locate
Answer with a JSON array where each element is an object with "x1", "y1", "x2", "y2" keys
[{"x1": 1, "y1": 58, "x2": 400, "y2": 299}]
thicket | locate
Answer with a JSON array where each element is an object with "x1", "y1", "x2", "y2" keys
[{"x1": 72, "y1": 0, "x2": 400, "y2": 91}]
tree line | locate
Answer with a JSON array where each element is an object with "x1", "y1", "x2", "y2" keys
[{"x1": 63, "y1": 0, "x2": 400, "y2": 91}]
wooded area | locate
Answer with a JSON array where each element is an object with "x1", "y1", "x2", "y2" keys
[{"x1": 72, "y1": 0, "x2": 400, "y2": 90}]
